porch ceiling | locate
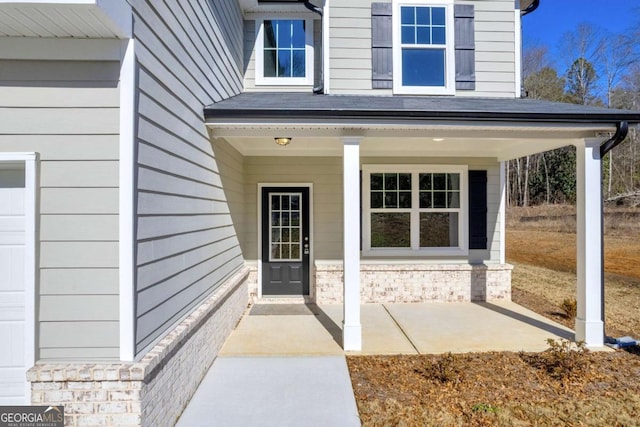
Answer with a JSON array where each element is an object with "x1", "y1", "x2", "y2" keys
[
  {"x1": 215, "y1": 128, "x2": 597, "y2": 160},
  {"x1": 0, "y1": 0, "x2": 131, "y2": 38},
  {"x1": 206, "y1": 93, "x2": 640, "y2": 160}
]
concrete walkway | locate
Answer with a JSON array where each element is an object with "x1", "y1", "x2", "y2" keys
[
  {"x1": 176, "y1": 301, "x2": 576, "y2": 426},
  {"x1": 175, "y1": 356, "x2": 360, "y2": 427}
]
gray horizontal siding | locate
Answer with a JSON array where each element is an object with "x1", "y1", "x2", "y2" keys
[
  {"x1": 129, "y1": 0, "x2": 245, "y2": 355},
  {"x1": 0, "y1": 57, "x2": 120, "y2": 361}
]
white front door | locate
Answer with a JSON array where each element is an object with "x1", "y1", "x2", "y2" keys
[{"x1": 0, "y1": 164, "x2": 28, "y2": 404}]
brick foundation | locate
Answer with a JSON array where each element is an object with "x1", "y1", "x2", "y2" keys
[
  {"x1": 314, "y1": 262, "x2": 512, "y2": 304},
  {"x1": 27, "y1": 267, "x2": 249, "y2": 427}
]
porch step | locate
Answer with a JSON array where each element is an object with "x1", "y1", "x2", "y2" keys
[{"x1": 254, "y1": 296, "x2": 312, "y2": 304}]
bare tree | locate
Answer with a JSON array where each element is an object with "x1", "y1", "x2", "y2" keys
[
  {"x1": 600, "y1": 33, "x2": 636, "y2": 108},
  {"x1": 560, "y1": 23, "x2": 604, "y2": 103}
]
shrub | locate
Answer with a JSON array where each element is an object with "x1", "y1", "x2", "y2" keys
[
  {"x1": 561, "y1": 298, "x2": 577, "y2": 320},
  {"x1": 420, "y1": 353, "x2": 463, "y2": 384},
  {"x1": 522, "y1": 338, "x2": 589, "y2": 383}
]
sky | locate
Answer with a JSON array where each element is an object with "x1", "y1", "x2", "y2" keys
[{"x1": 522, "y1": 0, "x2": 639, "y2": 68}]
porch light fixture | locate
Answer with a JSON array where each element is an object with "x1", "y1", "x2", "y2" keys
[{"x1": 275, "y1": 137, "x2": 292, "y2": 146}]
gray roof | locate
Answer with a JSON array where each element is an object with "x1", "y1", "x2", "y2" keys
[{"x1": 204, "y1": 92, "x2": 640, "y2": 125}]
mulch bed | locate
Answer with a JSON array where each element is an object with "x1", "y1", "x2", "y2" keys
[{"x1": 348, "y1": 349, "x2": 640, "y2": 426}]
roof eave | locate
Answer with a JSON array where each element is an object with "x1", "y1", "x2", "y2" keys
[{"x1": 204, "y1": 108, "x2": 640, "y2": 126}]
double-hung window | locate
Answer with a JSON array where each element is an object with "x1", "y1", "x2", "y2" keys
[
  {"x1": 362, "y1": 165, "x2": 468, "y2": 256},
  {"x1": 255, "y1": 18, "x2": 314, "y2": 86},
  {"x1": 392, "y1": 0, "x2": 455, "y2": 94}
]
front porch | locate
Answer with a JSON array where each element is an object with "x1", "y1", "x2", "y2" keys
[
  {"x1": 205, "y1": 92, "x2": 640, "y2": 351},
  {"x1": 220, "y1": 301, "x2": 575, "y2": 355}
]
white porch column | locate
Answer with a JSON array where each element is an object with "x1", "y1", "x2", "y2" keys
[
  {"x1": 342, "y1": 137, "x2": 362, "y2": 351},
  {"x1": 575, "y1": 138, "x2": 604, "y2": 347}
]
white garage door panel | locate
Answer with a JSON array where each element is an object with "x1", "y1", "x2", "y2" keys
[
  {"x1": 0, "y1": 323, "x2": 24, "y2": 365},
  {"x1": 0, "y1": 231, "x2": 25, "y2": 244},
  {"x1": 0, "y1": 188, "x2": 25, "y2": 215},
  {"x1": 0, "y1": 368, "x2": 25, "y2": 404},
  {"x1": 0, "y1": 217, "x2": 25, "y2": 231},
  {"x1": 0, "y1": 247, "x2": 25, "y2": 291},
  {"x1": 0, "y1": 174, "x2": 28, "y2": 404},
  {"x1": 0, "y1": 294, "x2": 25, "y2": 322}
]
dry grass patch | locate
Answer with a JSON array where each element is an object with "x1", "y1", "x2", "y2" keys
[
  {"x1": 507, "y1": 204, "x2": 640, "y2": 237},
  {"x1": 510, "y1": 262, "x2": 640, "y2": 337}
]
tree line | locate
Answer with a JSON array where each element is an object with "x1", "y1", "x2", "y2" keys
[{"x1": 510, "y1": 21, "x2": 640, "y2": 207}]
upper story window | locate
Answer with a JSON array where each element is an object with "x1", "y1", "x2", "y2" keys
[
  {"x1": 255, "y1": 18, "x2": 314, "y2": 86},
  {"x1": 392, "y1": 0, "x2": 455, "y2": 95}
]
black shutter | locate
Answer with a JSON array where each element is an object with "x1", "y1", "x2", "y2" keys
[
  {"x1": 454, "y1": 4, "x2": 476, "y2": 90},
  {"x1": 468, "y1": 170, "x2": 487, "y2": 250},
  {"x1": 371, "y1": 3, "x2": 393, "y2": 89}
]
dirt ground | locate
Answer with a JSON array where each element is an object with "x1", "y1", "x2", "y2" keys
[
  {"x1": 507, "y1": 229, "x2": 640, "y2": 280},
  {"x1": 348, "y1": 205, "x2": 640, "y2": 426}
]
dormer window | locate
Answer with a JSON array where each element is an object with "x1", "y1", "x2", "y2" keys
[
  {"x1": 255, "y1": 18, "x2": 314, "y2": 86},
  {"x1": 392, "y1": 0, "x2": 455, "y2": 94}
]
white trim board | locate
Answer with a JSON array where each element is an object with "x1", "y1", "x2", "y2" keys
[
  {"x1": 0, "y1": 152, "x2": 38, "y2": 404},
  {"x1": 257, "y1": 183, "x2": 314, "y2": 299},
  {"x1": 119, "y1": 39, "x2": 136, "y2": 362}
]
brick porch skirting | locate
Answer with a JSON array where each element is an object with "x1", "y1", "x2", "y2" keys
[
  {"x1": 314, "y1": 262, "x2": 513, "y2": 304},
  {"x1": 27, "y1": 267, "x2": 249, "y2": 427}
]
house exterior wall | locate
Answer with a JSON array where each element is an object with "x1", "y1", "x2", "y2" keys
[
  {"x1": 0, "y1": 58, "x2": 121, "y2": 360},
  {"x1": 129, "y1": 0, "x2": 247, "y2": 355},
  {"x1": 329, "y1": 0, "x2": 517, "y2": 96},
  {"x1": 240, "y1": 154, "x2": 504, "y2": 300}
]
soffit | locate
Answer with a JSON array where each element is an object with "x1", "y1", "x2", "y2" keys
[
  {"x1": 238, "y1": 0, "x2": 313, "y2": 14},
  {"x1": 0, "y1": 0, "x2": 131, "y2": 38}
]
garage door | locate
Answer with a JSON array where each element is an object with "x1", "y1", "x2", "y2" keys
[{"x1": 0, "y1": 164, "x2": 28, "y2": 404}]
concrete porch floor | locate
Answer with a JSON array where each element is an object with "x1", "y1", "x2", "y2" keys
[{"x1": 220, "y1": 301, "x2": 576, "y2": 355}]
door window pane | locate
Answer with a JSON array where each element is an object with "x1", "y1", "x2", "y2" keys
[
  {"x1": 290, "y1": 195, "x2": 299, "y2": 210},
  {"x1": 291, "y1": 245, "x2": 300, "y2": 259},
  {"x1": 271, "y1": 244, "x2": 281, "y2": 259}
]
